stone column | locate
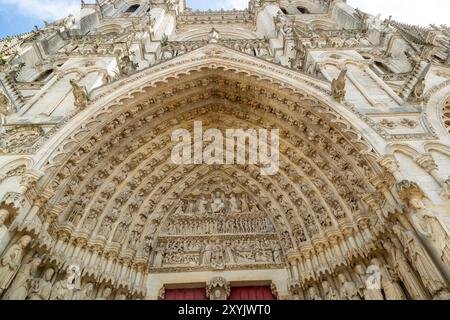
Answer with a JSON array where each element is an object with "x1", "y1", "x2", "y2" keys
[
  {"x1": 416, "y1": 154, "x2": 449, "y2": 198},
  {"x1": 379, "y1": 156, "x2": 404, "y2": 182}
]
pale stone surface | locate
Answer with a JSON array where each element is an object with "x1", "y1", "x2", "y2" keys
[{"x1": 0, "y1": 0, "x2": 449, "y2": 300}]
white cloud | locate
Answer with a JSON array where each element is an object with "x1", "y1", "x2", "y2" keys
[
  {"x1": 0, "y1": 0, "x2": 81, "y2": 21},
  {"x1": 348, "y1": 0, "x2": 450, "y2": 26},
  {"x1": 224, "y1": 0, "x2": 248, "y2": 9}
]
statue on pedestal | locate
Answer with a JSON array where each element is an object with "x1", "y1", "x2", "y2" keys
[
  {"x1": 4, "y1": 256, "x2": 41, "y2": 300},
  {"x1": 393, "y1": 224, "x2": 447, "y2": 296},
  {"x1": 338, "y1": 273, "x2": 360, "y2": 300},
  {"x1": 0, "y1": 235, "x2": 32, "y2": 296},
  {"x1": 28, "y1": 268, "x2": 55, "y2": 300}
]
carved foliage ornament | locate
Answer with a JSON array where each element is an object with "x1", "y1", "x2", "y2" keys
[
  {"x1": 0, "y1": 126, "x2": 44, "y2": 154},
  {"x1": 396, "y1": 180, "x2": 426, "y2": 202}
]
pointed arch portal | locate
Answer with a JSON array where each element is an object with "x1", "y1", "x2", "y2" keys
[{"x1": 2, "y1": 44, "x2": 447, "y2": 300}]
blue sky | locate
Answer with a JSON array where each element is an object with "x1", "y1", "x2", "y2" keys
[{"x1": 0, "y1": 0, "x2": 449, "y2": 39}]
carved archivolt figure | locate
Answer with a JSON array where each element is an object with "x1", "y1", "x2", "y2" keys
[
  {"x1": 0, "y1": 235, "x2": 32, "y2": 296},
  {"x1": 4, "y1": 256, "x2": 41, "y2": 300}
]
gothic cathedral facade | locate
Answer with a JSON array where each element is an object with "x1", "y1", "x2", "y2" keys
[{"x1": 0, "y1": 0, "x2": 449, "y2": 300}]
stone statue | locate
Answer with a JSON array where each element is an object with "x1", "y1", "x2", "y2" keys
[
  {"x1": 413, "y1": 77, "x2": 425, "y2": 101},
  {"x1": 28, "y1": 268, "x2": 54, "y2": 300},
  {"x1": 409, "y1": 199, "x2": 450, "y2": 267},
  {"x1": 73, "y1": 282, "x2": 94, "y2": 300},
  {"x1": 113, "y1": 221, "x2": 129, "y2": 243},
  {"x1": 0, "y1": 235, "x2": 32, "y2": 296},
  {"x1": 70, "y1": 79, "x2": 89, "y2": 110},
  {"x1": 393, "y1": 224, "x2": 447, "y2": 295},
  {"x1": 202, "y1": 241, "x2": 215, "y2": 266},
  {"x1": 96, "y1": 287, "x2": 112, "y2": 300},
  {"x1": 331, "y1": 68, "x2": 347, "y2": 103},
  {"x1": 120, "y1": 55, "x2": 138, "y2": 76},
  {"x1": 50, "y1": 277, "x2": 72, "y2": 300},
  {"x1": 224, "y1": 241, "x2": 235, "y2": 264},
  {"x1": 308, "y1": 287, "x2": 322, "y2": 300},
  {"x1": 382, "y1": 240, "x2": 428, "y2": 299},
  {"x1": 82, "y1": 211, "x2": 98, "y2": 232},
  {"x1": 354, "y1": 264, "x2": 384, "y2": 300},
  {"x1": 338, "y1": 273, "x2": 360, "y2": 300},
  {"x1": 0, "y1": 90, "x2": 11, "y2": 118},
  {"x1": 116, "y1": 293, "x2": 127, "y2": 300},
  {"x1": 208, "y1": 28, "x2": 220, "y2": 44},
  {"x1": 153, "y1": 246, "x2": 165, "y2": 268},
  {"x1": 4, "y1": 256, "x2": 41, "y2": 300},
  {"x1": 272, "y1": 243, "x2": 282, "y2": 263},
  {"x1": 197, "y1": 195, "x2": 209, "y2": 214},
  {"x1": 322, "y1": 281, "x2": 340, "y2": 300},
  {"x1": 211, "y1": 191, "x2": 226, "y2": 214},
  {"x1": 229, "y1": 193, "x2": 241, "y2": 213},
  {"x1": 370, "y1": 258, "x2": 406, "y2": 300},
  {"x1": 212, "y1": 240, "x2": 225, "y2": 269},
  {"x1": 241, "y1": 194, "x2": 250, "y2": 212}
]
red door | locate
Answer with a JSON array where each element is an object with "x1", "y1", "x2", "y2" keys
[
  {"x1": 229, "y1": 286, "x2": 277, "y2": 300},
  {"x1": 165, "y1": 288, "x2": 208, "y2": 300},
  {"x1": 164, "y1": 286, "x2": 276, "y2": 300}
]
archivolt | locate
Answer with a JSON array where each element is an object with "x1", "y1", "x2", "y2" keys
[{"x1": 16, "y1": 55, "x2": 399, "y2": 293}]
